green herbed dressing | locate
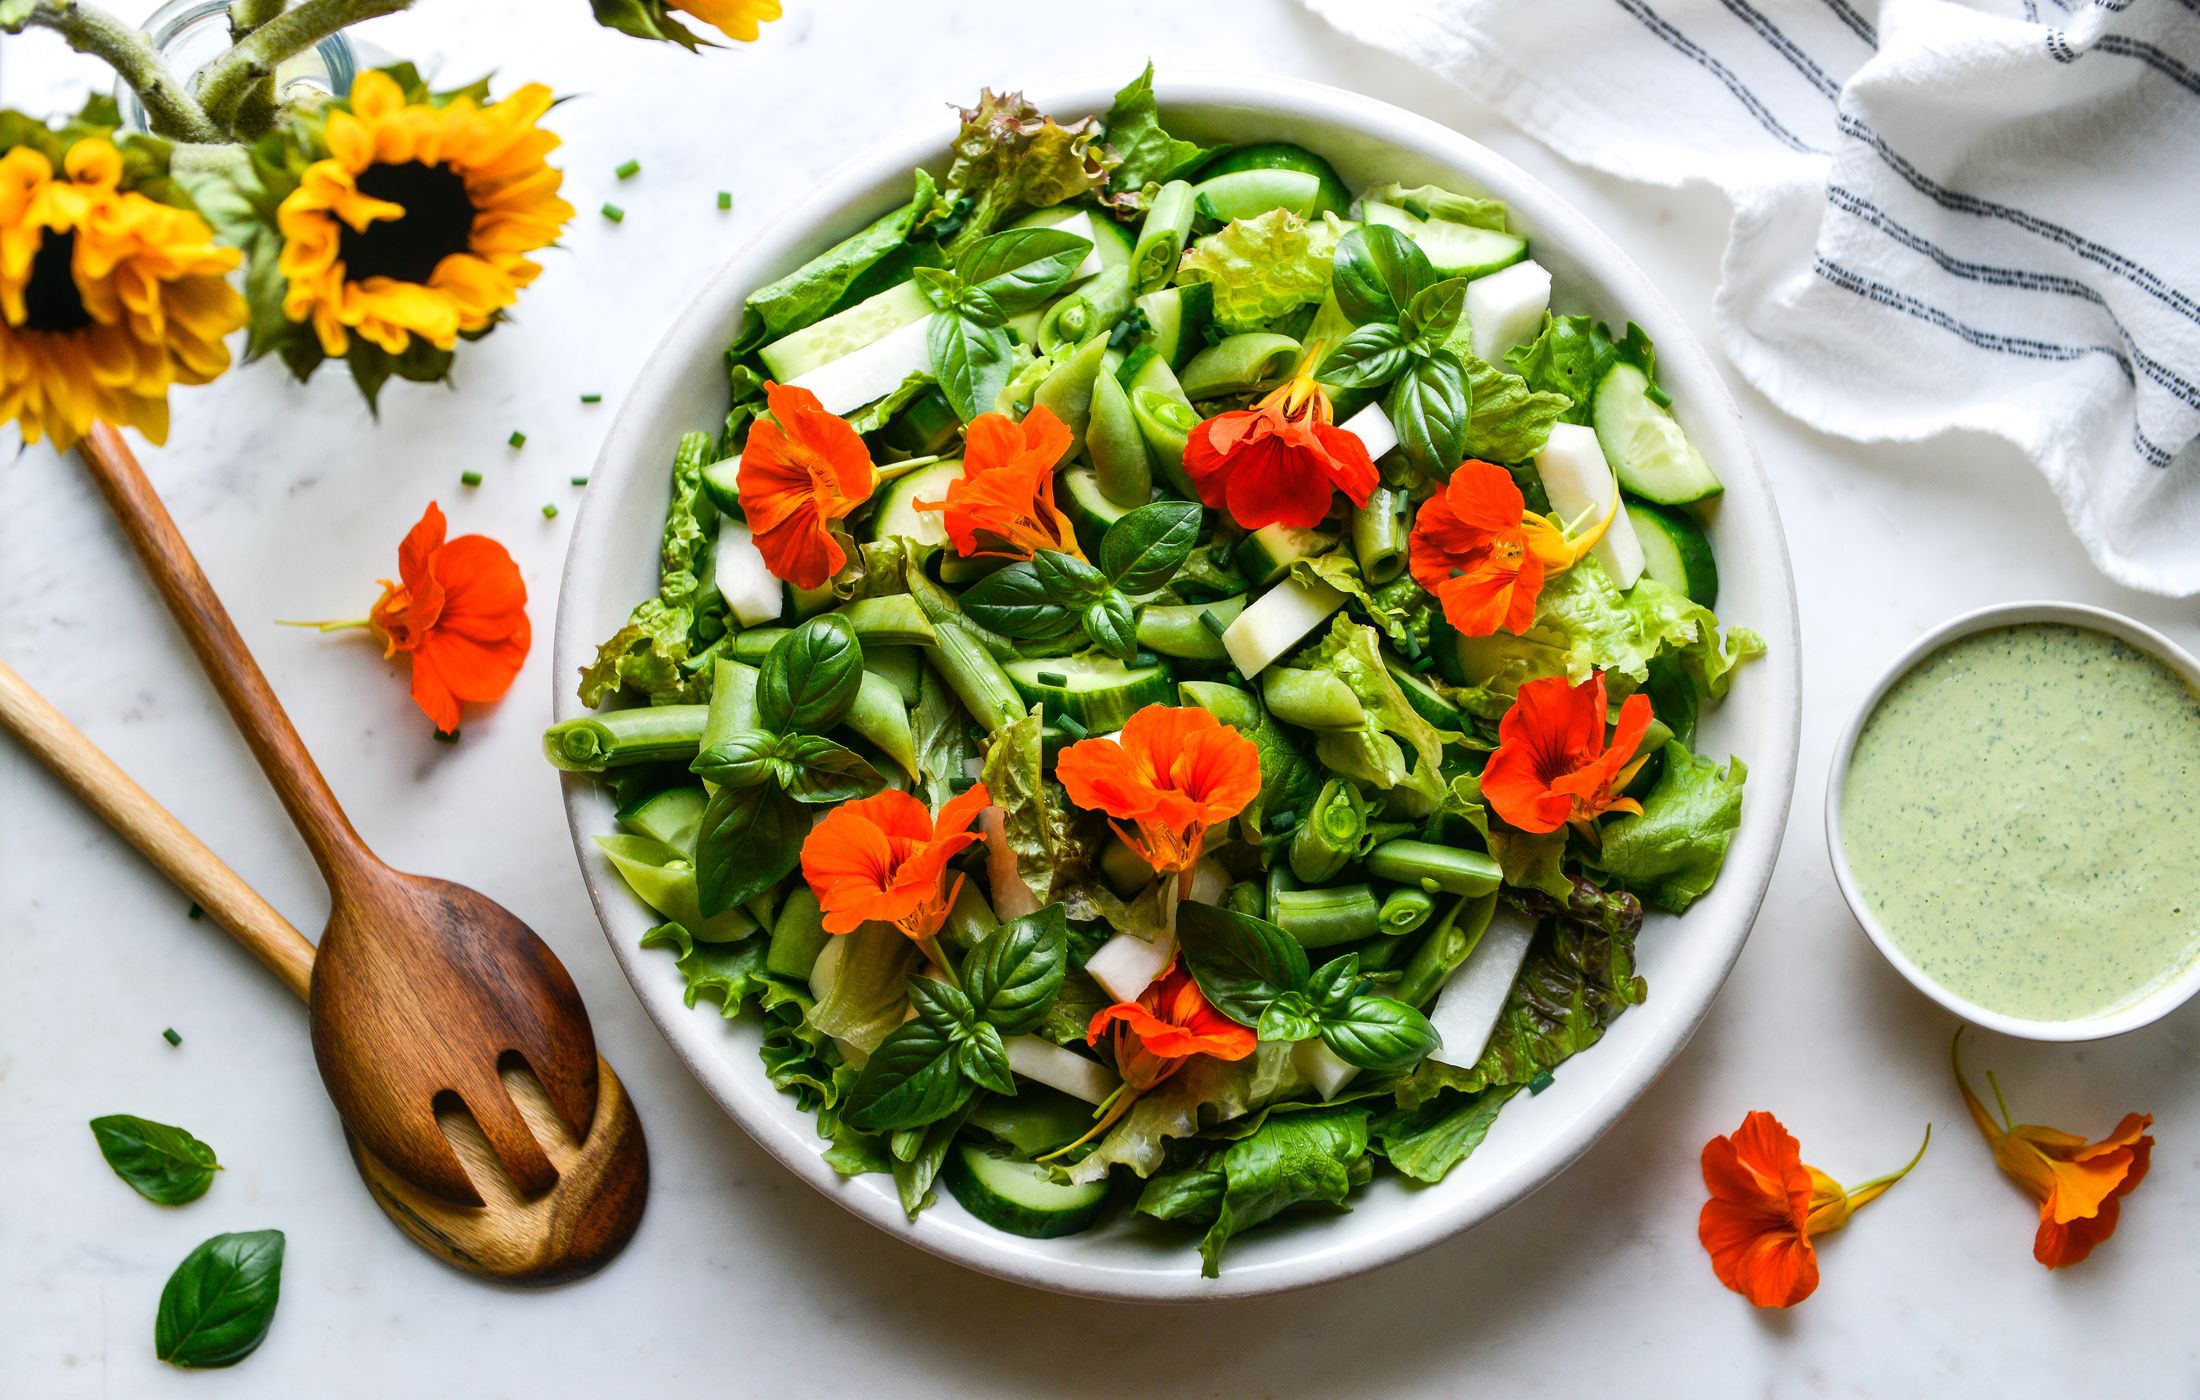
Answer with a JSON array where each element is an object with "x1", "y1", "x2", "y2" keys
[{"x1": 1843, "y1": 623, "x2": 2200, "y2": 1021}]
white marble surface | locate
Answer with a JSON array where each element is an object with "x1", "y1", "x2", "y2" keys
[{"x1": 3, "y1": 3, "x2": 2195, "y2": 1395}]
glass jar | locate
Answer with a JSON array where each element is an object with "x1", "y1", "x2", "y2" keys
[{"x1": 116, "y1": 0, "x2": 358, "y2": 136}]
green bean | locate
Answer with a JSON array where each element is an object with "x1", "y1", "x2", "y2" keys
[
  {"x1": 730, "y1": 595, "x2": 938, "y2": 659},
  {"x1": 868, "y1": 645, "x2": 924, "y2": 707},
  {"x1": 1272, "y1": 884, "x2": 1382, "y2": 948},
  {"x1": 1033, "y1": 334, "x2": 1112, "y2": 444},
  {"x1": 1262, "y1": 667, "x2": 1367, "y2": 731},
  {"x1": 941, "y1": 879, "x2": 998, "y2": 952},
  {"x1": 1397, "y1": 892, "x2": 1497, "y2": 1007},
  {"x1": 1289, "y1": 778, "x2": 1373, "y2": 883},
  {"x1": 848, "y1": 670, "x2": 918, "y2": 779},
  {"x1": 1131, "y1": 179, "x2": 1195, "y2": 292},
  {"x1": 1364, "y1": 839, "x2": 1503, "y2": 897},
  {"x1": 766, "y1": 887, "x2": 831, "y2": 977},
  {"x1": 1041, "y1": 264, "x2": 1134, "y2": 355},
  {"x1": 1180, "y1": 332, "x2": 1301, "y2": 401},
  {"x1": 1351, "y1": 486, "x2": 1407, "y2": 586},
  {"x1": 1085, "y1": 368, "x2": 1153, "y2": 507},
  {"x1": 701, "y1": 659, "x2": 760, "y2": 745},
  {"x1": 1139, "y1": 601, "x2": 1233, "y2": 661},
  {"x1": 1222, "y1": 880, "x2": 1265, "y2": 919},
  {"x1": 1377, "y1": 886, "x2": 1439, "y2": 936},
  {"x1": 543, "y1": 705, "x2": 709, "y2": 771},
  {"x1": 1178, "y1": 679, "x2": 1262, "y2": 730}
]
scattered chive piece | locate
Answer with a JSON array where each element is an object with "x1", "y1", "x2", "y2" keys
[
  {"x1": 601, "y1": 202, "x2": 624, "y2": 223},
  {"x1": 1403, "y1": 636, "x2": 1423, "y2": 661},
  {"x1": 949, "y1": 773, "x2": 975, "y2": 792},
  {"x1": 716, "y1": 191, "x2": 732, "y2": 211},
  {"x1": 507, "y1": 430, "x2": 526, "y2": 449},
  {"x1": 614, "y1": 158, "x2": 640, "y2": 180},
  {"x1": 1198, "y1": 609, "x2": 1227, "y2": 636},
  {"x1": 1057, "y1": 716, "x2": 1089, "y2": 740},
  {"x1": 580, "y1": 392, "x2": 602, "y2": 404},
  {"x1": 162, "y1": 1028, "x2": 181, "y2": 1047},
  {"x1": 460, "y1": 470, "x2": 483, "y2": 487},
  {"x1": 1411, "y1": 653, "x2": 1436, "y2": 673},
  {"x1": 433, "y1": 728, "x2": 460, "y2": 744},
  {"x1": 570, "y1": 475, "x2": 590, "y2": 487},
  {"x1": 1527, "y1": 1071, "x2": 1556, "y2": 1095},
  {"x1": 186, "y1": 902, "x2": 203, "y2": 922},
  {"x1": 1131, "y1": 651, "x2": 1158, "y2": 668},
  {"x1": 541, "y1": 503, "x2": 559, "y2": 520},
  {"x1": 1035, "y1": 670, "x2": 1068, "y2": 687},
  {"x1": 1268, "y1": 809, "x2": 1298, "y2": 831}
]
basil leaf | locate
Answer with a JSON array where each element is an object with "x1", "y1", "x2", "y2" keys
[
  {"x1": 908, "y1": 972, "x2": 980, "y2": 1031},
  {"x1": 155, "y1": 1229, "x2": 284, "y2": 1369},
  {"x1": 965, "y1": 902, "x2": 1070, "y2": 1034},
  {"x1": 1386, "y1": 350, "x2": 1472, "y2": 479},
  {"x1": 1332, "y1": 225, "x2": 1437, "y2": 325},
  {"x1": 1082, "y1": 591, "x2": 1140, "y2": 661},
  {"x1": 1177, "y1": 902, "x2": 1311, "y2": 1028},
  {"x1": 1256, "y1": 991, "x2": 1321, "y2": 1043},
  {"x1": 1319, "y1": 995, "x2": 1442, "y2": 1071},
  {"x1": 956, "y1": 1021, "x2": 1017, "y2": 1096},
  {"x1": 912, "y1": 265, "x2": 966, "y2": 312},
  {"x1": 774, "y1": 734, "x2": 886, "y2": 804},
  {"x1": 757, "y1": 615, "x2": 864, "y2": 733},
  {"x1": 1031, "y1": 548, "x2": 1109, "y2": 603},
  {"x1": 88, "y1": 1115, "x2": 220, "y2": 1206},
  {"x1": 845, "y1": 1017, "x2": 975, "y2": 1132},
  {"x1": 690, "y1": 727, "x2": 780, "y2": 790},
  {"x1": 961, "y1": 563, "x2": 1081, "y2": 641},
  {"x1": 1316, "y1": 321, "x2": 1410, "y2": 390},
  {"x1": 1306, "y1": 953, "x2": 1364, "y2": 1016},
  {"x1": 929, "y1": 312, "x2": 1016, "y2": 422},
  {"x1": 1098, "y1": 499, "x2": 1202, "y2": 594},
  {"x1": 1405, "y1": 277, "x2": 1467, "y2": 345},
  {"x1": 956, "y1": 227, "x2": 1093, "y2": 317},
  {"x1": 695, "y1": 783, "x2": 804, "y2": 915}
]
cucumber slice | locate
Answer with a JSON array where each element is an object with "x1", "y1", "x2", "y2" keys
[
  {"x1": 759, "y1": 279, "x2": 931, "y2": 382},
  {"x1": 1234, "y1": 524, "x2": 1337, "y2": 588},
  {"x1": 699, "y1": 455, "x2": 743, "y2": 516},
  {"x1": 1003, "y1": 653, "x2": 1175, "y2": 730},
  {"x1": 1060, "y1": 465, "x2": 1142, "y2": 554},
  {"x1": 1134, "y1": 282, "x2": 1213, "y2": 369},
  {"x1": 880, "y1": 385, "x2": 961, "y2": 456},
  {"x1": 1382, "y1": 656, "x2": 1467, "y2": 731},
  {"x1": 615, "y1": 784, "x2": 708, "y2": 851},
  {"x1": 1360, "y1": 202, "x2": 1528, "y2": 278},
  {"x1": 942, "y1": 1142, "x2": 1111, "y2": 1239},
  {"x1": 1137, "y1": 594, "x2": 1247, "y2": 661},
  {"x1": 1591, "y1": 362, "x2": 1723, "y2": 504},
  {"x1": 1221, "y1": 575, "x2": 1349, "y2": 678},
  {"x1": 967, "y1": 1086, "x2": 1100, "y2": 1156},
  {"x1": 1196, "y1": 143, "x2": 1352, "y2": 217},
  {"x1": 1629, "y1": 500, "x2": 1719, "y2": 606},
  {"x1": 714, "y1": 517, "x2": 785, "y2": 627},
  {"x1": 865, "y1": 457, "x2": 963, "y2": 547},
  {"x1": 1536, "y1": 423, "x2": 1645, "y2": 589},
  {"x1": 1191, "y1": 168, "x2": 1324, "y2": 224}
]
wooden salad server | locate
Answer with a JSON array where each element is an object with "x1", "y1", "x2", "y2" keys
[
  {"x1": 0, "y1": 658, "x2": 646, "y2": 1284},
  {"x1": 72, "y1": 426, "x2": 643, "y2": 1223}
]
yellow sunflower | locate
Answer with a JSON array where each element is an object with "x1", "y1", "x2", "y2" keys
[
  {"x1": 277, "y1": 70, "x2": 574, "y2": 359},
  {"x1": 673, "y1": 0, "x2": 784, "y2": 41},
  {"x1": 0, "y1": 138, "x2": 244, "y2": 450}
]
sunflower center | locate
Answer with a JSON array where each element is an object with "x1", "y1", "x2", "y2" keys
[
  {"x1": 338, "y1": 162, "x2": 477, "y2": 285},
  {"x1": 23, "y1": 230, "x2": 92, "y2": 335}
]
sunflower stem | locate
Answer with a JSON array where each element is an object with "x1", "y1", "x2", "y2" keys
[
  {"x1": 197, "y1": 0, "x2": 413, "y2": 130},
  {"x1": 22, "y1": 1, "x2": 222, "y2": 143}
]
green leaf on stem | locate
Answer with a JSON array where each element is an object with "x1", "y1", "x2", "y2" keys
[
  {"x1": 1331, "y1": 224, "x2": 1437, "y2": 326},
  {"x1": 1316, "y1": 321, "x2": 1411, "y2": 391},
  {"x1": 1098, "y1": 499, "x2": 1202, "y2": 594},
  {"x1": 1082, "y1": 591, "x2": 1140, "y2": 660},
  {"x1": 757, "y1": 615, "x2": 865, "y2": 733},
  {"x1": 88, "y1": 1115, "x2": 220, "y2": 1206},
  {"x1": 1318, "y1": 995, "x2": 1441, "y2": 1071},
  {"x1": 964, "y1": 903, "x2": 1070, "y2": 1034},
  {"x1": 929, "y1": 312, "x2": 1017, "y2": 422}
]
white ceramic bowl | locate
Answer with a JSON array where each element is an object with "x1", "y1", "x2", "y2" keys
[
  {"x1": 554, "y1": 73, "x2": 1801, "y2": 1300},
  {"x1": 1825, "y1": 601, "x2": 2200, "y2": 1042}
]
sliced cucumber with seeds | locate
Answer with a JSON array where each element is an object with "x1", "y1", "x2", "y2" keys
[
  {"x1": 1004, "y1": 653, "x2": 1175, "y2": 730},
  {"x1": 1629, "y1": 500, "x2": 1719, "y2": 606},
  {"x1": 1138, "y1": 593, "x2": 1248, "y2": 661},
  {"x1": 1360, "y1": 202, "x2": 1527, "y2": 278},
  {"x1": 758, "y1": 279, "x2": 931, "y2": 382},
  {"x1": 1191, "y1": 168, "x2": 1324, "y2": 224},
  {"x1": 1382, "y1": 657, "x2": 1467, "y2": 731},
  {"x1": 865, "y1": 458, "x2": 963, "y2": 547},
  {"x1": 1134, "y1": 282, "x2": 1213, "y2": 369},
  {"x1": 699, "y1": 455, "x2": 744, "y2": 516},
  {"x1": 941, "y1": 1142, "x2": 1111, "y2": 1238},
  {"x1": 1235, "y1": 525, "x2": 1337, "y2": 588},
  {"x1": 1061, "y1": 466, "x2": 1144, "y2": 554},
  {"x1": 967, "y1": 1086, "x2": 1099, "y2": 1157},
  {"x1": 1592, "y1": 362, "x2": 1722, "y2": 504},
  {"x1": 1196, "y1": 143, "x2": 1352, "y2": 218},
  {"x1": 615, "y1": 784, "x2": 708, "y2": 852}
]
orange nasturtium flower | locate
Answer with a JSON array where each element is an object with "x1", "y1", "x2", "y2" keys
[
  {"x1": 1055, "y1": 705, "x2": 1261, "y2": 892},
  {"x1": 1481, "y1": 671, "x2": 1653, "y2": 836},
  {"x1": 1088, "y1": 960, "x2": 1256, "y2": 1092},
  {"x1": 1699, "y1": 1111, "x2": 1929, "y2": 1309},
  {"x1": 1182, "y1": 370, "x2": 1377, "y2": 530},
  {"x1": 800, "y1": 785, "x2": 991, "y2": 943},
  {"x1": 738, "y1": 380, "x2": 876, "y2": 589},
  {"x1": 1409, "y1": 460, "x2": 1593, "y2": 637},
  {"x1": 1953, "y1": 1031, "x2": 2154, "y2": 1269},
  {"x1": 915, "y1": 405, "x2": 1082, "y2": 561}
]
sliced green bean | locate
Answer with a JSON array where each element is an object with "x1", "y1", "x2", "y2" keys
[
  {"x1": 766, "y1": 887, "x2": 831, "y2": 978},
  {"x1": 1033, "y1": 334, "x2": 1112, "y2": 444},
  {"x1": 941, "y1": 879, "x2": 998, "y2": 952},
  {"x1": 1178, "y1": 679, "x2": 1262, "y2": 730},
  {"x1": 1099, "y1": 836, "x2": 1156, "y2": 898},
  {"x1": 1085, "y1": 368, "x2": 1154, "y2": 508},
  {"x1": 848, "y1": 670, "x2": 918, "y2": 779},
  {"x1": 1180, "y1": 332, "x2": 1300, "y2": 401},
  {"x1": 868, "y1": 645, "x2": 924, "y2": 707},
  {"x1": 1222, "y1": 880, "x2": 1265, "y2": 919},
  {"x1": 1272, "y1": 883, "x2": 1381, "y2": 948},
  {"x1": 1263, "y1": 667, "x2": 1367, "y2": 730},
  {"x1": 544, "y1": 705, "x2": 708, "y2": 771},
  {"x1": 1351, "y1": 486, "x2": 1407, "y2": 586},
  {"x1": 730, "y1": 594, "x2": 938, "y2": 659},
  {"x1": 1364, "y1": 839, "x2": 1503, "y2": 897},
  {"x1": 1041, "y1": 265, "x2": 1134, "y2": 355},
  {"x1": 1377, "y1": 886, "x2": 1439, "y2": 936},
  {"x1": 701, "y1": 659, "x2": 760, "y2": 748},
  {"x1": 595, "y1": 833, "x2": 756, "y2": 942},
  {"x1": 1397, "y1": 892, "x2": 1497, "y2": 1007},
  {"x1": 1289, "y1": 778, "x2": 1374, "y2": 883},
  {"x1": 1131, "y1": 179, "x2": 1195, "y2": 292}
]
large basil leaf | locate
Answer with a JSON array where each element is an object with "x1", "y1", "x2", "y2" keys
[
  {"x1": 956, "y1": 227, "x2": 1093, "y2": 318},
  {"x1": 961, "y1": 564, "x2": 1081, "y2": 641},
  {"x1": 1385, "y1": 350, "x2": 1472, "y2": 479},
  {"x1": 1177, "y1": 903, "x2": 1310, "y2": 1028},
  {"x1": 757, "y1": 615, "x2": 864, "y2": 733},
  {"x1": 929, "y1": 312, "x2": 1017, "y2": 422},
  {"x1": 1316, "y1": 322, "x2": 1410, "y2": 390},
  {"x1": 1318, "y1": 995, "x2": 1441, "y2": 1071},
  {"x1": 845, "y1": 1017, "x2": 975, "y2": 1132},
  {"x1": 154, "y1": 1229, "x2": 285, "y2": 1369},
  {"x1": 1332, "y1": 225, "x2": 1437, "y2": 325},
  {"x1": 1405, "y1": 277, "x2": 1467, "y2": 345},
  {"x1": 695, "y1": 783, "x2": 804, "y2": 915},
  {"x1": 690, "y1": 727, "x2": 779, "y2": 790},
  {"x1": 89, "y1": 1115, "x2": 220, "y2": 1206},
  {"x1": 964, "y1": 903, "x2": 1070, "y2": 1034},
  {"x1": 1031, "y1": 548, "x2": 1109, "y2": 602},
  {"x1": 1098, "y1": 499, "x2": 1202, "y2": 594},
  {"x1": 774, "y1": 734, "x2": 886, "y2": 804},
  {"x1": 889, "y1": 1100, "x2": 976, "y2": 1218},
  {"x1": 1081, "y1": 592, "x2": 1139, "y2": 661},
  {"x1": 956, "y1": 1022, "x2": 1017, "y2": 1096}
]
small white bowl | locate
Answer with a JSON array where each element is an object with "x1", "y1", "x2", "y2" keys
[{"x1": 1825, "y1": 601, "x2": 2200, "y2": 1042}]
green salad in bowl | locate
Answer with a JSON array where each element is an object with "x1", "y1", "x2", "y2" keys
[{"x1": 547, "y1": 68, "x2": 1782, "y2": 1290}]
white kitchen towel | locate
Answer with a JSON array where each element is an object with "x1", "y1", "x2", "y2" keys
[{"x1": 1300, "y1": 0, "x2": 2200, "y2": 595}]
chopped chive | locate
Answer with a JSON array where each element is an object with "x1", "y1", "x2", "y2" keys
[
  {"x1": 1403, "y1": 635, "x2": 1423, "y2": 661},
  {"x1": 1527, "y1": 1071, "x2": 1556, "y2": 1095},
  {"x1": 1411, "y1": 653, "x2": 1436, "y2": 673},
  {"x1": 460, "y1": 470, "x2": 484, "y2": 487},
  {"x1": 186, "y1": 901, "x2": 203, "y2": 922},
  {"x1": 507, "y1": 430, "x2": 527, "y2": 449},
  {"x1": 1198, "y1": 609, "x2": 1227, "y2": 636},
  {"x1": 162, "y1": 1028, "x2": 182, "y2": 1047},
  {"x1": 1268, "y1": 809, "x2": 1298, "y2": 831},
  {"x1": 580, "y1": 392, "x2": 603, "y2": 404},
  {"x1": 1131, "y1": 651, "x2": 1158, "y2": 668},
  {"x1": 600, "y1": 202, "x2": 625, "y2": 223},
  {"x1": 1057, "y1": 716, "x2": 1089, "y2": 740},
  {"x1": 541, "y1": 503, "x2": 559, "y2": 520},
  {"x1": 614, "y1": 158, "x2": 640, "y2": 180},
  {"x1": 716, "y1": 191, "x2": 732, "y2": 211},
  {"x1": 433, "y1": 728, "x2": 460, "y2": 744},
  {"x1": 1035, "y1": 670, "x2": 1068, "y2": 687},
  {"x1": 570, "y1": 475, "x2": 590, "y2": 487}
]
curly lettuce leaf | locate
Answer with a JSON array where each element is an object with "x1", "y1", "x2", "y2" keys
[
  {"x1": 1362, "y1": 181, "x2": 1511, "y2": 232},
  {"x1": 945, "y1": 89, "x2": 1115, "y2": 253},
  {"x1": 1459, "y1": 349, "x2": 1570, "y2": 465},
  {"x1": 1295, "y1": 616, "x2": 1453, "y2": 815},
  {"x1": 807, "y1": 926, "x2": 919, "y2": 1053},
  {"x1": 1175, "y1": 210, "x2": 1343, "y2": 333},
  {"x1": 1622, "y1": 577, "x2": 1766, "y2": 702},
  {"x1": 579, "y1": 432, "x2": 721, "y2": 706},
  {"x1": 638, "y1": 922, "x2": 770, "y2": 1016},
  {"x1": 1135, "y1": 1105, "x2": 1372, "y2": 1278},
  {"x1": 1371, "y1": 1083, "x2": 1521, "y2": 1183},
  {"x1": 1101, "y1": 62, "x2": 1216, "y2": 211},
  {"x1": 1503, "y1": 313, "x2": 1610, "y2": 424},
  {"x1": 1594, "y1": 743, "x2": 1748, "y2": 912}
]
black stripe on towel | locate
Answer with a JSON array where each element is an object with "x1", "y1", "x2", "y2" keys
[
  {"x1": 1720, "y1": 0, "x2": 1843, "y2": 97},
  {"x1": 1819, "y1": 0, "x2": 1878, "y2": 48},
  {"x1": 1610, "y1": 0, "x2": 1823, "y2": 152}
]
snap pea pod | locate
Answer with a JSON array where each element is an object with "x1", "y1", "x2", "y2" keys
[
  {"x1": 1085, "y1": 368, "x2": 1153, "y2": 507},
  {"x1": 701, "y1": 658, "x2": 760, "y2": 748},
  {"x1": 904, "y1": 570, "x2": 1026, "y2": 732},
  {"x1": 1128, "y1": 359, "x2": 1202, "y2": 501},
  {"x1": 767, "y1": 888, "x2": 830, "y2": 978},
  {"x1": 1041, "y1": 265, "x2": 1134, "y2": 355},
  {"x1": 1289, "y1": 778, "x2": 1374, "y2": 884},
  {"x1": 729, "y1": 595, "x2": 938, "y2": 658},
  {"x1": 1032, "y1": 334, "x2": 1112, "y2": 443},
  {"x1": 941, "y1": 879, "x2": 998, "y2": 952},
  {"x1": 1351, "y1": 486, "x2": 1407, "y2": 586},
  {"x1": 1179, "y1": 332, "x2": 1300, "y2": 400},
  {"x1": 1262, "y1": 667, "x2": 1367, "y2": 731},
  {"x1": 1397, "y1": 891, "x2": 1498, "y2": 1008},
  {"x1": 1377, "y1": 886, "x2": 1439, "y2": 936},
  {"x1": 1223, "y1": 880, "x2": 1266, "y2": 918},
  {"x1": 849, "y1": 670, "x2": 918, "y2": 779},
  {"x1": 544, "y1": 705, "x2": 708, "y2": 771},
  {"x1": 1272, "y1": 883, "x2": 1381, "y2": 948},
  {"x1": 1364, "y1": 839, "x2": 1503, "y2": 896},
  {"x1": 1131, "y1": 179, "x2": 1195, "y2": 292}
]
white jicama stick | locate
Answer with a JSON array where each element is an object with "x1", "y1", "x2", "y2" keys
[
  {"x1": 1005, "y1": 1035, "x2": 1119, "y2": 1105},
  {"x1": 1425, "y1": 906, "x2": 1539, "y2": 1069},
  {"x1": 1086, "y1": 925, "x2": 1177, "y2": 1003}
]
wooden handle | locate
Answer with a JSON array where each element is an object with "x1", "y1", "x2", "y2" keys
[
  {"x1": 78, "y1": 425, "x2": 377, "y2": 892},
  {"x1": 0, "y1": 658, "x2": 316, "y2": 1000}
]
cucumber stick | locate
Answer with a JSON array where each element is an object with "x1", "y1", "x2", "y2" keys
[
  {"x1": 1592, "y1": 362, "x2": 1723, "y2": 504},
  {"x1": 1536, "y1": 423, "x2": 1645, "y2": 589},
  {"x1": 941, "y1": 1142, "x2": 1111, "y2": 1239},
  {"x1": 762, "y1": 279, "x2": 930, "y2": 381},
  {"x1": 787, "y1": 316, "x2": 932, "y2": 417}
]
